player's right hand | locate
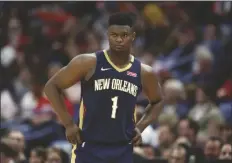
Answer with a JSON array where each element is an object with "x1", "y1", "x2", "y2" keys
[
  {"x1": 132, "y1": 127, "x2": 142, "y2": 146},
  {"x1": 65, "y1": 123, "x2": 82, "y2": 145}
]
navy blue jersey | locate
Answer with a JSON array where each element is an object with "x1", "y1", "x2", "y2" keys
[{"x1": 79, "y1": 50, "x2": 142, "y2": 144}]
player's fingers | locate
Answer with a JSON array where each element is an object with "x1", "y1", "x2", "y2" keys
[
  {"x1": 136, "y1": 138, "x2": 142, "y2": 146},
  {"x1": 131, "y1": 137, "x2": 136, "y2": 143},
  {"x1": 133, "y1": 135, "x2": 140, "y2": 142},
  {"x1": 134, "y1": 138, "x2": 142, "y2": 146},
  {"x1": 132, "y1": 135, "x2": 142, "y2": 145},
  {"x1": 132, "y1": 135, "x2": 140, "y2": 144},
  {"x1": 67, "y1": 137, "x2": 75, "y2": 144},
  {"x1": 66, "y1": 136, "x2": 73, "y2": 144},
  {"x1": 67, "y1": 135, "x2": 77, "y2": 145},
  {"x1": 73, "y1": 133, "x2": 80, "y2": 144},
  {"x1": 76, "y1": 135, "x2": 82, "y2": 144}
]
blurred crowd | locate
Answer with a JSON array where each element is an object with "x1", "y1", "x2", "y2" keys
[{"x1": 1, "y1": 1, "x2": 232, "y2": 163}]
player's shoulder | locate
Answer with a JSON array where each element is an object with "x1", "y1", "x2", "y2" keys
[
  {"x1": 140, "y1": 63, "x2": 154, "y2": 75},
  {"x1": 140, "y1": 63, "x2": 158, "y2": 88},
  {"x1": 71, "y1": 53, "x2": 97, "y2": 66}
]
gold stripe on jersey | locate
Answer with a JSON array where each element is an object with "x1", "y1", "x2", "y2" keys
[
  {"x1": 79, "y1": 99, "x2": 84, "y2": 130},
  {"x1": 71, "y1": 145, "x2": 77, "y2": 163},
  {"x1": 134, "y1": 106, "x2": 137, "y2": 123},
  {"x1": 103, "y1": 50, "x2": 134, "y2": 72}
]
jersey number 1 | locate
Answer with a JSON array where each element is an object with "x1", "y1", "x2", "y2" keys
[{"x1": 111, "y1": 96, "x2": 118, "y2": 119}]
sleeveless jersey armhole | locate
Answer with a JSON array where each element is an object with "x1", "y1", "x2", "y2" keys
[
  {"x1": 84, "y1": 53, "x2": 97, "y2": 81},
  {"x1": 139, "y1": 62, "x2": 143, "y2": 92}
]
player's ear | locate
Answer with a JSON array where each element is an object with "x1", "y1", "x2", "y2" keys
[{"x1": 132, "y1": 32, "x2": 136, "y2": 41}]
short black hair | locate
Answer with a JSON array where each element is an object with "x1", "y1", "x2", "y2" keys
[
  {"x1": 179, "y1": 118, "x2": 199, "y2": 135},
  {"x1": 108, "y1": 12, "x2": 136, "y2": 28},
  {"x1": 32, "y1": 147, "x2": 47, "y2": 161},
  {"x1": 188, "y1": 119, "x2": 200, "y2": 135}
]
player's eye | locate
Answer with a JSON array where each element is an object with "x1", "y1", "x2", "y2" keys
[
  {"x1": 123, "y1": 33, "x2": 128, "y2": 37},
  {"x1": 111, "y1": 34, "x2": 117, "y2": 37}
]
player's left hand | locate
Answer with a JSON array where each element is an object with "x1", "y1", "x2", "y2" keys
[{"x1": 132, "y1": 127, "x2": 142, "y2": 146}]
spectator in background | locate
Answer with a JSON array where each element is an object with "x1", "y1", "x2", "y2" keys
[
  {"x1": 219, "y1": 143, "x2": 232, "y2": 160},
  {"x1": 20, "y1": 74, "x2": 74, "y2": 121},
  {"x1": 177, "y1": 118, "x2": 199, "y2": 145},
  {"x1": 133, "y1": 144, "x2": 157, "y2": 161},
  {"x1": 189, "y1": 88, "x2": 224, "y2": 143},
  {"x1": 168, "y1": 144, "x2": 188, "y2": 163},
  {"x1": 192, "y1": 45, "x2": 213, "y2": 76},
  {"x1": 174, "y1": 136, "x2": 191, "y2": 147},
  {"x1": 220, "y1": 124, "x2": 232, "y2": 143},
  {"x1": 142, "y1": 110, "x2": 178, "y2": 150},
  {"x1": 0, "y1": 34, "x2": 21, "y2": 112},
  {"x1": 0, "y1": 138, "x2": 19, "y2": 163},
  {"x1": 202, "y1": 24, "x2": 222, "y2": 56},
  {"x1": 1, "y1": 89, "x2": 18, "y2": 121},
  {"x1": 200, "y1": 38, "x2": 232, "y2": 102},
  {"x1": 20, "y1": 76, "x2": 47, "y2": 119},
  {"x1": 7, "y1": 130, "x2": 26, "y2": 163},
  {"x1": 142, "y1": 144, "x2": 156, "y2": 160},
  {"x1": 46, "y1": 147, "x2": 69, "y2": 163},
  {"x1": 198, "y1": 114, "x2": 224, "y2": 145},
  {"x1": 162, "y1": 79, "x2": 187, "y2": 118},
  {"x1": 1, "y1": 151, "x2": 13, "y2": 163},
  {"x1": 29, "y1": 147, "x2": 46, "y2": 163},
  {"x1": 133, "y1": 144, "x2": 159, "y2": 162},
  {"x1": 31, "y1": 102, "x2": 55, "y2": 126},
  {"x1": 86, "y1": 31, "x2": 101, "y2": 52},
  {"x1": 204, "y1": 136, "x2": 223, "y2": 161},
  {"x1": 189, "y1": 88, "x2": 223, "y2": 125},
  {"x1": 177, "y1": 118, "x2": 205, "y2": 163},
  {"x1": 157, "y1": 124, "x2": 177, "y2": 158},
  {"x1": 143, "y1": 3, "x2": 168, "y2": 27}
]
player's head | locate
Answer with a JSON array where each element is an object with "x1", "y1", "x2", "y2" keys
[{"x1": 107, "y1": 12, "x2": 136, "y2": 52}]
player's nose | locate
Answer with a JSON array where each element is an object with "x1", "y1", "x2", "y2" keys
[{"x1": 115, "y1": 36, "x2": 123, "y2": 43}]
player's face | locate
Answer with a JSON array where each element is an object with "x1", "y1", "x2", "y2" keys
[{"x1": 108, "y1": 25, "x2": 135, "y2": 52}]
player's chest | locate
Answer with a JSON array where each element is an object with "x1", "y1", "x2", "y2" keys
[
  {"x1": 93, "y1": 76, "x2": 139, "y2": 97},
  {"x1": 95, "y1": 66, "x2": 139, "y2": 82}
]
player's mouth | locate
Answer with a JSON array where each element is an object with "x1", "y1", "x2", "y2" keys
[{"x1": 115, "y1": 45, "x2": 124, "y2": 49}]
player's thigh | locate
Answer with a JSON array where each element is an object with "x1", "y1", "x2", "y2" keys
[
  {"x1": 117, "y1": 154, "x2": 133, "y2": 163},
  {"x1": 71, "y1": 144, "x2": 105, "y2": 163},
  {"x1": 74, "y1": 155, "x2": 104, "y2": 163}
]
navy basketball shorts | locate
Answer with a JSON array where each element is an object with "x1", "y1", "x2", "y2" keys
[{"x1": 71, "y1": 142, "x2": 133, "y2": 163}]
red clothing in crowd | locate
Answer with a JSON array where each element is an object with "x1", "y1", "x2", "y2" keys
[{"x1": 34, "y1": 96, "x2": 74, "y2": 116}]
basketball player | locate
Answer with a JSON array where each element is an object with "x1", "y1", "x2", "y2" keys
[{"x1": 44, "y1": 13, "x2": 164, "y2": 163}]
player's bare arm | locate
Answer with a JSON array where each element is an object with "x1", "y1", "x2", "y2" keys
[
  {"x1": 132, "y1": 63, "x2": 164, "y2": 145},
  {"x1": 44, "y1": 53, "x2": 96, "y2": 145}
]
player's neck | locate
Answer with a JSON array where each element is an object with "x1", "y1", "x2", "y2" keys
[{"x1": 107, "y1": 49, "x2": 131, "y2": 66}]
